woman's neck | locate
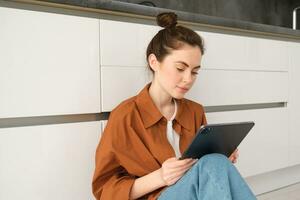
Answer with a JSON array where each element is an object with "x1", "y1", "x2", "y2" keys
[{"x1": 149, "y1": 81, "x2": 175, "y2": 120}]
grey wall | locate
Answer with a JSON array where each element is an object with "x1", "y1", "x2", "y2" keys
[{"x1": 116, "y1": 0, "x2": 300, "y2": 29}]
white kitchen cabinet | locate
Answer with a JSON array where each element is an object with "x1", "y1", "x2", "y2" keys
[
  {"x1": 288, "y1": 41, "x2": 300, "y2": 166},
  {"x1": 101, "y1": 66, "x2": 288, "y2": 111},
  {"x1": 199, "y1": 31, "x2": 289, "y2": 72},
  {"x1": 0, "y1": 7, "x2": 100, "y2": 118},
  {"x1": 100, "y1": 19, "x2": 289, "y2": 72},
  {"x1": 99, "y1": 19, "x2": 160, "y2": 67},
  {"x1": 187, "y1": 69, "x2": 288, "y2": 106},
  {"x1": 199, "y1": 31, "x2": 248, "y2": 70},
  {"x1": 245, "y1": 37, "x2": 289, "y2": 71},
  {"x1": 206, "y1": 107, "x2": 289, "y2": 177},
  {"x1": 101, "y1": 66, "x2": 151, "y2": 111},
  {"x1": 0, "y1": 121, "x2": 101, "y2": 200}
]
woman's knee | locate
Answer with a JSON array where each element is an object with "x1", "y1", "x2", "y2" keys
[
  {"x1": 202, "y1": 153, "x2": 229, "y2": 161},
  {"x1": 196, "y1": 153, "x2": 232, "y2": 170}
]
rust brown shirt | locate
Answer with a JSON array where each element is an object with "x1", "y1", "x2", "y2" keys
[{"x1": 92, "y1": 83, "x2": 207, "y2": 200}]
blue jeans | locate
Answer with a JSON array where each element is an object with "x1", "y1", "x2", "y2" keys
[{"x1": 158, "y1": 154, "x2": 256, "y2": 200}]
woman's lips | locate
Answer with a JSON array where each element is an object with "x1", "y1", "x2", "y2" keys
[{"x1": 177, "y1": 86, "x2": 189, "y2": 93}]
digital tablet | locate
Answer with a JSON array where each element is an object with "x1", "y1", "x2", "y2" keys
[{"x1": 180, "y1": 121, "x2": 255, "y2": 159}]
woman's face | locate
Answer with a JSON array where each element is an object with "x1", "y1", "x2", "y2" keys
[{"x1": 150, "y1": 43, "x2": 202, "y2": 99}]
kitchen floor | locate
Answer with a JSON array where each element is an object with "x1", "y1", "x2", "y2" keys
[{"x1": 256, "y1": 183, "x2": 300, "y2": 200}]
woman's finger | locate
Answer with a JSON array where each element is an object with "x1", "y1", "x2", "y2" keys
[
  {"x1": 167, "y1": 167, "x2": 191, "y2": 183},
  {"x1": 165, "y1": 159, "x2": 197, "y2": 175},
  {"x1": 166, "y1": 158, "x2": 196, "y2": 169}
]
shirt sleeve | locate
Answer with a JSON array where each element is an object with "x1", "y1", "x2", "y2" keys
[
  {"x1": 202, "y1": 108, "x2": 207, "y2": 125},
  {"x1": 195, "y1": 103, "x2": 207, "y2": 129},
  {"x1": 92, "y1": 113, "x2": 136, "y2": 200}
]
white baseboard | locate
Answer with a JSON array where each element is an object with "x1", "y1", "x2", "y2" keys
[{"x1": 245, "y1": 164, "x2": 300, "y2": 195}]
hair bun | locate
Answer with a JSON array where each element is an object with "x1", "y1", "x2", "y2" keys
[{"x1": 156, "y1": 12, "x2": 178, "y2": 28}]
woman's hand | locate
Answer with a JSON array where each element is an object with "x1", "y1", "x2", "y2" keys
[
  {"x1": 229, "y1": 149, "x2": 239, "y2": 163},
  {"x1": 159, "y1": 157, "x2": 198, "y2": 186}
]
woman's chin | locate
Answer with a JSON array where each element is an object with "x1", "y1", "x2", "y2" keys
[{"x1": 172, "y1": 93, "x2": 186, "y2": 99}]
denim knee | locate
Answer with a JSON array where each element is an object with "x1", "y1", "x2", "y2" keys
[{"x1": 196, "y1": 153, "x2": 231, "y2": 170}]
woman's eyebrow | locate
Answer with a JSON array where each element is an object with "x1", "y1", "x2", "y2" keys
[
  {"x1": 175, "y1": 61, "x2": 201, "y2": 69},
  {"x1": 193, "y1": 66, "x2": 201, "y2": 70},
  {"x1": 175, "y1": 61, "x2": 189, "y2": 67}
]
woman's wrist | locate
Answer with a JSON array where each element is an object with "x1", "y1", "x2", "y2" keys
[
  {"x1": 154, "y1": 168, "x2": 167, "y2": 188},
  {"x1": 129, "y1": 168, "x2": 167, "y2": 199}
]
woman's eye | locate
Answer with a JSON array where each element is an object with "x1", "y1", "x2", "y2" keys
[
  {"x1": 176, "y1": 67, "x2": 184, "y2": 71},
  {"x1": 192, "y1": 71, "x2": 199, "y2": 75}
]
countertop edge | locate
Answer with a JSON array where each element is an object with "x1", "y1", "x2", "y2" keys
[{"x1": 6, "y1": 0, "x2": 300, "y2": 40}]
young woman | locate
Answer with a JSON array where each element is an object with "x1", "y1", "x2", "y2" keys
[{"x1": 92, "y1": 12, "x2": 256, "y2": 200}]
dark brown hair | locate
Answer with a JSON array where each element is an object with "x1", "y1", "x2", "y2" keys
[{"x1": 146, "y1": 12, "x2": 205, "y2": 72}]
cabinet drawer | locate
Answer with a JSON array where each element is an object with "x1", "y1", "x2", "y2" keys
[
  {"x1": 199, "y1": 31, "x2": 288, "y2": 71},
  {"x1": 187, "y1": 69, "x2": 288, "y2": 106},
  {"x1": 100, "y1": 19, "x2": 159, "y2": 67},
  {"x1": 0, "y1": 7, "x2": 100, "y2": 118},
  {"x1": 101, "y1": 66, "x2": 151, "y2": 111},
  {"x1": 0, "y1": 121, "x2": 101, "y2": 200},
  {"x1": 206, "y1": 107, "x2": 289, "y2": 177}
]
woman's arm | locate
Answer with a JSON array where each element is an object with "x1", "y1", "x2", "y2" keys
[
  {"x1": 129, "y1": 157, "x2": 197, "y2": 199},
  {"x1": 129, "y1": 168, "x2": 165, "y2": 199}
]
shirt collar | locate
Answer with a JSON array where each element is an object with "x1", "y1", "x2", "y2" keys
[
  {"x1": 135, "y1": 83, "x2": 191, "y2": 131},
  {"x1": 175, "y1": 99, "x2": 192, "y2": 131}
]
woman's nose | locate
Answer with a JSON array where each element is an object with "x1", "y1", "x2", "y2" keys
[{"x1": 183, "y1": 71, "x2": 193, "y2": 83}]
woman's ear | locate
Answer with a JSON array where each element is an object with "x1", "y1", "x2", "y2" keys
[{"x1": 148, "y1": 54, "x2": 160, "y2": 72}]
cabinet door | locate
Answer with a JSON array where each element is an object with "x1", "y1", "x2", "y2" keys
[
  {"x1": 186, "y1": 69, "x2": 288, "y2": 106},
  {"x1": 101, "y1": 66, "x2": 151, "y2": 111},
  {"x1": 206, "y1": 107, "x2": 289, "y2": 177},
  {"x1": 245, "y1": 37, "x2": 289, "y2": 71},
  {"x1": 101, "y1": 67, "x2": 288, "y2": 110},
  {"x1": 199, "y1": 31, "x2": 248, "y2": 70},
  {"x1": 100, "y1": 19, "x2": 160, "y2": 67},
  {"x1": 199, "y1": 31, "x2": 289, "y2": 72},
  {"x1": 288, "y1": 42, "x2": 300, "y2": 166},
  {"x1": 0, "y1": 7, "x2": 100, "y2": 118},
  {"x1": 0, "y1": 122, "x2": 101, "y2": 200}
]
